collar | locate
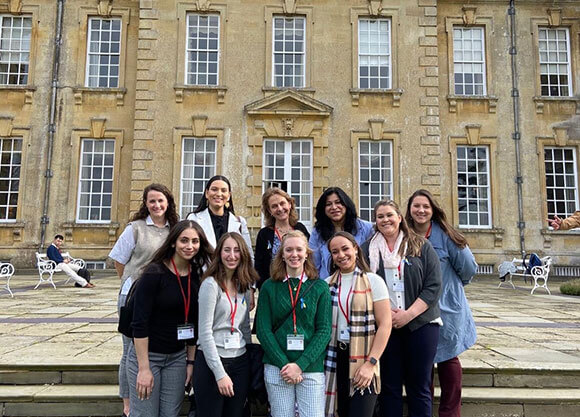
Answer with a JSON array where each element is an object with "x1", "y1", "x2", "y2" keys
[
  {"x1": 146, "y1": 215, "x2": 169, "y2": 227},
  {"x1": 283, "y1": 273, "x2": 308, "y2": 283}
]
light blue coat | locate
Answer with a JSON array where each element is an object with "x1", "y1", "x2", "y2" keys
[
  {"x1": 429, "y1": 222, "x2": 478, "y2": 363},
  {"x1": 308, "y1": 218, "x2": 374, "y2": 278}
]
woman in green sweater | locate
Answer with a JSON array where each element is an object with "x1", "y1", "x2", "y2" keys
[{"x1": 256, "y1": 230, "x2": 332, "y2": 417}]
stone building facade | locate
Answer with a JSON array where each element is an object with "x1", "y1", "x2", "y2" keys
[{"x1": 0, "y1": 0, "x2": 578, "y2": 270}]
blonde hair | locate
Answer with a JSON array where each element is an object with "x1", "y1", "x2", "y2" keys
[{"x1": 270, "y1": 230, "x2": 318, "y2": 281}]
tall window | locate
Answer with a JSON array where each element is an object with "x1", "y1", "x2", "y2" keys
[
  {"x1": 545, "y1": 147, "x2": 578, "y2": 221},
  {"x1": 0, "y1": 15, "x2": 31, "y2": 85},
  {"x1": 0, "y1": 138, "x2": 22, "y2": 221},
  {"x1": 86, "y1": 17, "x2": 121, "y2": 88},
  {"x1": 359, "y1": 140, "x2": 393, "y2": 221},
  {"x1": 453, "y1": 27, "x2": 486, "y2": 96},
  {"x1": 263, "y1": 139, "x2": 312, "y2": 226},
  {"x1": 273, "y1": 16, "x2": 305, "y2": 88},
  {"x1": 77, "y1": 139, "x2": 115, "y2": 223},
  {"x1": 180, "y1": 138, "x2": 216, "y2": 218},
  {"x1": 186, "y1": 13, "x2": 219, "y2": 86},
  {"x1": 457, "y1": 146, "x2": 491, "y2": 228},
  {"x1": 539, "y1": 27, "x2": 572, "y2": 97},
  {"x1": 358, "y1": 18, "x2": 391, "y2": 89}
]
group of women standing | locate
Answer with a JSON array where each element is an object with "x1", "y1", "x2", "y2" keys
[{"x1": 110, "y1": 176, "x2": 478, "y2": 417}]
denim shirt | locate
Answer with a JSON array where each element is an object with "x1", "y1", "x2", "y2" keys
[
  {"x1": 428, "y1": 222, "x2": 478, "y2": 363},
  {"x1": 309, "y1": 219, "x2": 374, "y2": 278}
]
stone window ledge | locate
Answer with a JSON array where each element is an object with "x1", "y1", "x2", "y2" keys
[
  {"x1": 174, "y1": 85, "x2": 227, "y2": 104},
  {"x1": 73, "y1": 87, "x2": 127, "y2": 106},
  {"x1": 458, "y1": 227, "x2": 504, "y2": 247},
  {"x1": 0, "y1": 85, "x2": 36, "y2": 104},
  {"x1": 349, "y1": 88, "x2": 403, "y2": 107},
  {"x1": 62, "y1": 222, "x2": 121, "y2": 245},
  {"x1": 0, "y1": 221, "x2": 26, "y2": 242},
  {"x1": 541, "y1": 228, "x2": 580, "y2": 236},
  {"x1": 533, "y1": 96, "x2": 580, "y2": 115},
  {"x1": 447, "y1": 94, "x2": 498, "y2": 113}
]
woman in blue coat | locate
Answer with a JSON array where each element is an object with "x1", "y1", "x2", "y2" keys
[{"x1": 406, "y1": 189, "x2": 478, "y2": 417}]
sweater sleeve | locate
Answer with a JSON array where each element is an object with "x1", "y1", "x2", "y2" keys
[
  {"x1": 254, "y1": 228, "x2": 272, "y2": 288},
  {"x1": 131, "y1": 267, "x2": 159, "y2": 339},
  {"x1": 446, "y1": 236, "x2": 478, "y2": 286},
  {"x1": 197, "y1": 278, "x2": 227, "y2": 381},
  {"x1": 256, "y1": 282, "x2": 290, "y2": 369},
  {"x1": 561, "y1": 211, "x2": 580, "y2": 230},
  {"x1": 241, "y1": 290, "x2": 252, "y2": 344},
  {"x1": 46, "y1": 245, "x2": 64, "y2": 264},
  {"x1": 417, "y1": 241, "x2": 442, "y2": 308},
  {"x1": 295, "y1": 282, "x2": 332, "y2": 372}
]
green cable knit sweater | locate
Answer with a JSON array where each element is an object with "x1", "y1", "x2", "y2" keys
[{"x1": 256, "y1": 277, "x2": 331, "y2": 373}]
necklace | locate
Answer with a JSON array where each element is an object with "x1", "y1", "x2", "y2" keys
[{"x1": 289, "y1": 277, "x2": 300, "y2": 292}]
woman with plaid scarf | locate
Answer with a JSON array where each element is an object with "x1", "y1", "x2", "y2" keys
[{"x1": 323, "y1": 231, "x2": 392, "y2": 417}]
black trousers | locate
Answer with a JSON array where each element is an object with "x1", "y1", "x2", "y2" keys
[
  {"x1": 193, "y1": 350, "x2": 250, "y2": 417},
  {"x1": 336, "y1": 344, "x2": 378, "y2": 417}
]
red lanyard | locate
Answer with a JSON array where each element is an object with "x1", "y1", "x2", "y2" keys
[
  {"x1": 337, "y1": 272, "x2": 354, "y2": 324},
  {"x1": 425, "y1": 222, "x2": 432, "y2": 239},
  {"x1": 286, "y1": 270, "x2": 305, "y2": 335},
  {"x1": 170, "y1": 258, "x2": 191, "y2": 322},
  {"x1": 225, "y1": 289, "x2": 238, "y2": 334}
]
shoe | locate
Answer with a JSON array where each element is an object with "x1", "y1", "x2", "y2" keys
[{"x1": 84, "y1": 283, "x2": 96, "y2": 288}]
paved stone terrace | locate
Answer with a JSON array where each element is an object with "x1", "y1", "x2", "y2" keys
[{"x1": 0, "y1": 273, "x2": 579, "y2": 371}]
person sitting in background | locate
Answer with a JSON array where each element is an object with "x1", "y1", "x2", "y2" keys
[
  {"x1": 46, "y1": 234, "x2": 95, "y2": 288},
  {"x1": 547, "y1": 211, "x2": 580, "y2": 231}
]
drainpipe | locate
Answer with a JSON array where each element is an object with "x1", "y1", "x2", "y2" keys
[
  {"x1": 508, "y1": 0, "x2": 526, "y2": 259},
  {"x1": 39, "y1": 0, "x2": 65, "y2": 250}
]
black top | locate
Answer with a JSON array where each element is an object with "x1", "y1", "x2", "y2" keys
[
  {"x1": 209, "y1": 210, "x2": 229, "y2": 243},
  {"x1": 132, "y1": 262, "x2": 200, "y2": 354},
  {"x1": 254, "y1": 222, "x2": 310, "y2": 288}
]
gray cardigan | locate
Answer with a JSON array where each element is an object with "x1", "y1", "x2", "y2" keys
[{"x1": 361, "y1": 236, "x2": 442, "y2": 332}]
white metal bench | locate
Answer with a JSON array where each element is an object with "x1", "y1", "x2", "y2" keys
[
  {"x1": 0, "y1": 262, "x2": 15, "y2": 297},
  {"x1": 498, "y1": 256, "x2": 552, "y2": 295},
  {"x1": 35, "y1": 252, "x2": 86, "y2": 289}
]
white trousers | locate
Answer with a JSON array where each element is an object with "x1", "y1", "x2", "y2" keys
[{"x1": 58, "y1": 262, "x2": 88, "y2": 287}]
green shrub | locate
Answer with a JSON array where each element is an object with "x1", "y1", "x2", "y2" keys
[{"x1": 560, "y1": 279, "x2": 580, "y2": 296}]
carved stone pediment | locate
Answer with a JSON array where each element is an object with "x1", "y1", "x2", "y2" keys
[
  {"x1": 245, "y1": 90, "x2": 333, "y2": 116},
  {"x1": 97, "y1": 0, "x2": 113, "y2": 17}
]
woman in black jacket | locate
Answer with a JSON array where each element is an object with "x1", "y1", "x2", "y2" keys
[{"x1": 254, "y1": 188, "x2": 309, "y2": 288}]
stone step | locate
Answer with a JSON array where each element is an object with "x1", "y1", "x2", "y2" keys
[{"x1": 0, "y1": 385, "x2": 579, "y2": 417}]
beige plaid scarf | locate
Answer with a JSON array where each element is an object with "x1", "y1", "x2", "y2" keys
[{"x1": 324, "y1": 268, "x2": 381, "y2": 417}]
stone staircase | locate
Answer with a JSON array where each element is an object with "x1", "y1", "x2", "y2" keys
[{"x1": 1, "y1": 364, "x2": 579, "y2": 417}]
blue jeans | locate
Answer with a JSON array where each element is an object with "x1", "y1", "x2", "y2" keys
[{"x1": 127, "y1": 343, "x2": 187, "y2": 417}]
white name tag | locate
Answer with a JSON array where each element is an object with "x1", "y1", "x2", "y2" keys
[
  {"x1": 177, "y1": 324, "x2": 195, "y2": 340},
  {"x1": 393, "y1": 280, "x2": 404, "y2": 292},
  {"x1": 224, "y1": 333, "x2": 241, "y2": 349},
  {"x1": 339, "y1": 328, "x2": 350, "y2": 342},
  {"x1": 287, "y1": 334, "x2": 304, "y2": 351}
]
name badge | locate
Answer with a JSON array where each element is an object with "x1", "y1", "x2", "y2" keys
[
  {"x1": 338, "y1": 328, "x2": 350, "y2": 342},
  {"x1": 177, "y1": 324, "x2": 195, "y2": 340},
  {"x1": 393, "y1": 280, "x2": 404, "y2": 292},
  {"x1": 287, "y1": 334, "x2": 304, "y2": 351},
  {"x1": 224, "y1": 333, "x2": 241, "y2": 349}
]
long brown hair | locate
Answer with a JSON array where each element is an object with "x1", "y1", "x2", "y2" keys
[
  {"x1": 327, "y1": 231, "x2": 371, "y2": 274},
  {"x1": 372, "y1": 199, "x2": 424, "y2": 258},
  {"x1": 405, "y1": 189, "x2": 468, "y2": 249},
  {"x1": 270, "y1": 230, "x2": 318, "y2": 281},
  {"x1": 202, "y1": 232, "x2": 258, "y2": 292},
  {"x1": 130, "y1": 183, "x2": 179, "y2": 227},
  {"x1": 261, "y1": 187, "x2": 299, "y2": 228}
]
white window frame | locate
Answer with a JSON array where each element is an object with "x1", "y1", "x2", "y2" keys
[
  {"x1": 180, "y1": 137, "x2": 216, "y2": 218},
  {"x1": 85, "y1": 17, "x2": 122, "y2": 88},
  {"x1": 538, "y1": 27, "x2": 572, "y2": 97},
  {"x1": 544, "y1": 146, "x2": 578, "y2": 221},
  {"x1": 0, "y1": 15, "x2": 31, "y2": 86},
  {"x1": 453, "y1": 26, "x2": 486, "y2": 96},
  {"x1": 272, "y1": 16, "x2": 306, "y2": 88},
  {"x1": 0, "y1": 137, "x2": 22, "y2": 222},
  {"x1": 76, "y1": 139, "x2": 115, "y2": 223},
  {"x1": 185, "y1": 13, "x2": 220, "y2": 86},
  {"x1": 358, "y1": 18, "x2": 391, "y2": 90},
  {"x1": 457, "y1": 145, "x2": 492, "y2": 229},
  {"x1": 358, "y1": 140, "x2": 393, "y2": 222},
  {"x1": 262, "y1": 139, "x2": 313, "y2": 227}
]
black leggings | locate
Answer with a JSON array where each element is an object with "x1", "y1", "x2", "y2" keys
[
  {"x1": 336, "y1": 345, "x2": 378, "y2": 417},
  {"x1": 193, "y1": 350, "x2": 250, "y2": 417}
]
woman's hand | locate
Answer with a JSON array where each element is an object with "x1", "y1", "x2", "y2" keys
[
  {"x1": 217, "y1": 374, "x2": 235, "y2": 397},
  {"x1": 185, "y1": 363, "x2": 194, "y2": 387},
  {"x1": 391, "y1": 308, "x2": 412, "y2": 329},
  {"x1": 353, "y1": 361, "x2": 375, "y2": 389},
  {"x1": 280, "y1": 363, "x2": 303, "y2": 384},
  {"x1": 136, "y1": 368, "x2": 154, "y2": 400}
]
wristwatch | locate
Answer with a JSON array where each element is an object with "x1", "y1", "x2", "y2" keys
[
  {"x1": 367, "y1": 356, "x2": 378, "y2": 365},
  {"x1": 186, "y1": 359, "x2": 195, "y2": 365}
]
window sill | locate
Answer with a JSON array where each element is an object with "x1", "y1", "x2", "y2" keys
[
  {"x1": 0, "y1": 85, "x2": 36, "y2": 105},
  {"x1": 458, "y1": 227, "x2": 504, "y2": 247},
  {"x1": 62, "y1": 222, "x2": 121, "y2": 245},
  {"x1": 349, "y1": 88, "x2": 403, "y2": 107},
  {"x1": 174, "y1": 85, "x2": 227, "y2": 104},
  {"x1": 73, "y1": 87, "x2": 127, "y2": 106},
  {"x1": 541, "y1": 228, "x2": 580, "y2": 236},
  {"x1": 533, "y1": 96, "x2": 580, "y2": 115},
  {"x1": 446, "y1": 94, "x2": 498, "y2": 114},
  {"x1": 0, "y1": 221, "x2": 26, "y2": 242}
]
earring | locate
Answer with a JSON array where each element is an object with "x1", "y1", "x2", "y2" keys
[
  {"x1": 171, "y1": 244, "x2": 175, "y2": 248},
  {"x1": 225, "y1": 201, "x2": 230, "y2": 209}
]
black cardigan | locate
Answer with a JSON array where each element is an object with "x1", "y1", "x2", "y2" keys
[
  {"x1": 254, "y1": 222, "x2": 310, "y2": 288},
  {"x1": 361, "y1": 236, "x2": 442, "y2": 332}
]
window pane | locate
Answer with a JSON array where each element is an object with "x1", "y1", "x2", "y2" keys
[
  {"x1": 456, "y1": 145, "x2": 491, "y2": 228},
  {"x1": 180, "y1": 138, "x2": 217, "y2": 217},
  {"x1": 272, "y1": 17, "x2": 305, "y2": 88},
  {"x1": 452, "y1": 27, "x2": 486, "y2": 96},
  {"x1": 358, "y1": 140, "x2": 393, "y2": 222},
  {"x1": 538, "y1": 28, "x2": 571, "y2": 97},
  {"x1": 358, "y1": 18, "x2": 391, "y2": 90},
  {"x1": 185, "y1": 13, "x2": 220, "y2": 86},
  {"x1": 0, "y1": 16, "x2": 32, "y2": 86},
  {"x1": 544, "y1": 147, "x2": 578, "y2": 222}
]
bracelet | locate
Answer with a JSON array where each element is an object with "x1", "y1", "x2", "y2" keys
[{"x1": 186, "y1": 359, "x2": 195, "y2": 365}]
